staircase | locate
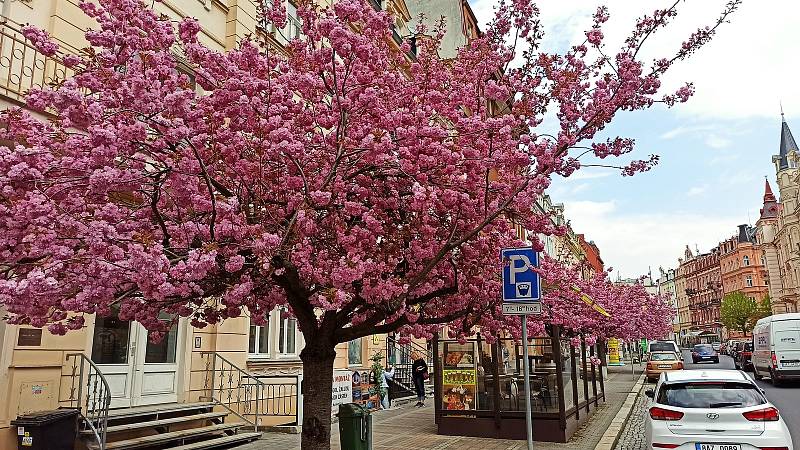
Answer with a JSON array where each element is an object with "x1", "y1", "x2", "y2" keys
[
  {"x1": 66, "y1": 353, "x2": 271, "y2": 450},
  {"x1": 385, "y1": 336, "x2": 434, "y2": 400},
  {"x1": 80, "y1": 403, "x2": 260, "y2": 450}
]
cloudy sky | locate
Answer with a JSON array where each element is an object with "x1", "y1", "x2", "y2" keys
[{"x1": 469, "y1": 0, "x2": 800, "y2": 278}]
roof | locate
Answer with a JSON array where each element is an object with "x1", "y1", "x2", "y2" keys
[
  {"x1": 760, "y1": 179, "x2": 779, "y2": 220},
  {"x1": 777, "y1": 116, "x2": 799, "y2": 170},
  {"x1": 663, "y1": 369, "x2": 749, "y2": 383},
  {"x1": 756, "y1": 312, "x2": 800, "y2": 324}
]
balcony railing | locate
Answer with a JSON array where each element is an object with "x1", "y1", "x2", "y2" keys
[{"x1": 0, "y1": 19, "x2": 78, "y2": 103}]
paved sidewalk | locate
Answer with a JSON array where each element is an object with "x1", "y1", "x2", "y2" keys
[
  {"x1": 613, "y1": 385, "x2": 649, "y2": 450},
  {"x1": 246, "y1": 365, "x2": 645, "y2": 450}
]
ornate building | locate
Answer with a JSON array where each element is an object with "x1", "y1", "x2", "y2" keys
[
  {"x1": 759, "y1": 115, "x2": 800, "y2": 313},
  {"x1": 719, "y1": 225, "x2": 768, "y2": 338},
  {"x1": 677, "y1": 245, "x2": 723, "y2": 343}
]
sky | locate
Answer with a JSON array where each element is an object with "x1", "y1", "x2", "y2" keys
[{"x1": 469, "y1": 0, "x2": 800, "y2": 278}]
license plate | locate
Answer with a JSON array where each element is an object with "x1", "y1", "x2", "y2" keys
[
  {"x1": 696, "y1": 444, "x2": 741, "y2": 450},
  {"x1": 783, "y1": 361, "x2": 800, "y2": 367},
  {"x1": 658, "y1": 365, "x2": 673, "y2": 369}
]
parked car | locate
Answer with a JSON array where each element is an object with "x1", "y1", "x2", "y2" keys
[
  {"x1": 647, "y1": 340, "x2": 681, "y2": 355},
  {"x1": 645, "y1": 369, "x2": 794, "y2": 450},
  {"x1": 753, "y1": 313, "x2": 800, "y2": 386},
  {"x1": 734, "y1": 341, "x2": 754, "y2": 371},
  {"x1": 645, "y1": 352, "x2": 684, "y2": 383},
  {"x1": 711, "y1": 342, "x2": 721, "y2": 351},
  {"x1": 691, "y1": 343, "x2": 720, "y2": 364}
]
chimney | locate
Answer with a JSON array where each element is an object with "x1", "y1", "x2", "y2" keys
[{"x1": 738, "y1": 224, "x2": 750, "y2": 243}]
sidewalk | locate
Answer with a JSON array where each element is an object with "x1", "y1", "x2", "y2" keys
[
  {"x1": 613, "y1": 385, "x2": 649, "y2": 450},
  {"x1": 250, "y1": 365, "x2": 645, "y2": 450}
]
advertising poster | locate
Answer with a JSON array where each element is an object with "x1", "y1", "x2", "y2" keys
[
  {"x1": 331, "y1": 370, "x2": 353, "y2": 415},
  {"x1": 441, "y1": 369, "x2": 477, "y2": 410},
  {"x1": 607, "y1": 338, "x2": 623, "y2": 366}
]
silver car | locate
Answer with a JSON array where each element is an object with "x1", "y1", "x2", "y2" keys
[{"x1": 645, "y1": 369, "x2": 793, "y2": 450}]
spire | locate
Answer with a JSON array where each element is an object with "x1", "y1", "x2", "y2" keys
[
  {"x1": 764, "y1": 178, "x2": 776, "y2": 202},
  {"x1": 760, "y1": 178, "x2": 779, "y2": 220},
  {"x1": 778, "y1": 114, "x2": 799, "y2": 170}
]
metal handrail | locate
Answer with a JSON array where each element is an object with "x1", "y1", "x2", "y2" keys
[
  {"x1": 66, "y1": 353, "x2": 111, "y2": 450},
  {"x1": 200, "y1": 351, "x2": 300, "y2": 429}
]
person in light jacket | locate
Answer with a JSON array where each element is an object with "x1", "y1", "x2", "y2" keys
[
  {"x1": 380, "y1": 365, "x2": 395, "y2": 409},
  {"x1": 411, "y1": 351, "x2": 429, "y2": 407}
]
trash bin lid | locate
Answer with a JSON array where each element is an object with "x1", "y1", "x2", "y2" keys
[
  {"x1": 337, "y1": 403, "x2": 368, "y2": 418},
  {"x1": 10, "y1": 408, "x2": 80, "y2": 426}
]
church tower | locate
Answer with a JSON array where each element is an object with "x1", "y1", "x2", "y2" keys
[
  {"x1": 769, "y1": 114, "x2": 800, "y2": 313},
  {"x1": 756, "y1": 179, "x2": 784, "y2": 310}
]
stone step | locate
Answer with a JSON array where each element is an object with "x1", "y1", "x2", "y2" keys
[
  {"x1": 80, "y1": 411, "x2": 228, "y2": 436},
  {"x1": 167, "y1": 432, "x2": 262, "y2": 450},
  {"x1": 87, "y1": 422, "x2": 245, "y2": 450}
]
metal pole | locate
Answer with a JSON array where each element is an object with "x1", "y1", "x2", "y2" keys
[
  {"x1": 631, "y1": 343, "x2": 636, "y2": 381},
  {"x1": 522, "y1": 316, "x2": 534, "y2": 450}
]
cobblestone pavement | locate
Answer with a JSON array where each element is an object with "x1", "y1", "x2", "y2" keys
[
  {"x1": 612, "y1": 385, "x2": 648, "y2": 450},
  {"x1": 242, "y1": 366, "x2": 644, "y2": 450}
]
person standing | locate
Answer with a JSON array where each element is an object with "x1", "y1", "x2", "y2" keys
[
  {"x1": 411, "y1": 351, "x2": 429, "y2": 407},
  {"x1": 380, "y1": 365, "x2": 395, "y2": 410}
]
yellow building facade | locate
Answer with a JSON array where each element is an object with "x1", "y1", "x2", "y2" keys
[{"x1": 0, "y1": 0, "x2": 422, "y2": 447}]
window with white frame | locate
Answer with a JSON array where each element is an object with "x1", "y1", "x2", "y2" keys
[
  {"x1": 278, "y1": 308, "x2": 297, "y2": 355},
  {"x1": 248, "y1": 308, "x2": 301, "y2": 359},
  {"x1": 743, "y1": 255, "x2": 750, "y2": 266},
  {"x1": 746, "y1": 275, "x2": 753, "y2": 287},
  {"x1": 348, "y1": 338, "x2": 363, "y2": 366}
]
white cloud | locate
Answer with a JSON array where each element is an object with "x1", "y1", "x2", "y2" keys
[
  {"x1": 562, "y1": 200, "x2": 741, "y2": 277},
  {"x1": 469, "y1": 0, "x2": 800, "y2": 120},
  {"x1": 686, "y1": 185, "x2": 708, "y2": 197},
  {"x1": 660, "y1": 125, "x2": 716, "y2": 140},
  {"x1": 705, "y1": 134, "x2": 732, "y2": 149},
  {"x1": 564, "y1": 170, "x2": 615, "y2": 181}
]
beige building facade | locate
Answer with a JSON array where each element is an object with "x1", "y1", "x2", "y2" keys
[{"x1": 0, "y1": 0, "x2": 425, "y2": 448}]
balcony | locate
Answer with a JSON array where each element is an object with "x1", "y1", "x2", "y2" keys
[{"x1": 0, "y1": 19, "x2": 77, "y2": 104}]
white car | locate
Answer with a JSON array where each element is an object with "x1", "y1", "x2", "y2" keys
[{"x1": 645, "y1": 369, "x2": 793, "y2": 450}]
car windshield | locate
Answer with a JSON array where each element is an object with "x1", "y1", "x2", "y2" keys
[
  {"x1": 650, "y1": 353, "x2": 679, "y2": 361},
  {"x1": 650, "y1": 342, "x2": 675, "y2": 352},
  {"x1": 657, "y1": 382, "x2": 765, "y2": 408},
  {"x1": 693, "y1": 345, "x2": 713, "y2": 352}
]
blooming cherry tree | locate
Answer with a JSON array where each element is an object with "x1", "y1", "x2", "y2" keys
[{"x1": 0, "y1": 0, "x2": 736, "y2": 447}]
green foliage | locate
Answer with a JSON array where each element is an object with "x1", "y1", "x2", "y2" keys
[
  {"x1": 370, "y1": 351, "x2": 384, "y2": 386},
  {"x1": 752, "y1": 294, "x2": 773, "y2": 323},
  {"x1": 720, "y1": 291, "x2": 757, "y2": 334}
]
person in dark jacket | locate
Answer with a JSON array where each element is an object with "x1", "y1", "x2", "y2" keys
[{"x1": 411, "y1": 351, "x2": 428, "y2": 407}]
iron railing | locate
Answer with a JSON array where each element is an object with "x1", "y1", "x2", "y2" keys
[
  {"x1": 0, "y1": 19, "x2": 78, "y2": 103},
  {"x1": 200, "y1": 352, "x2": 301, "y2": 429},
  {"x1": 386, "y1": 336, "x2": 431, "y2": 399},
  {"x1": 66, "y1": 353, "x2": 111, "y2": 450}
]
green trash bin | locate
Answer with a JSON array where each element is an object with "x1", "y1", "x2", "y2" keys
[{"x1": 338, "y1": 403, "x2": 372, "y2": 450}]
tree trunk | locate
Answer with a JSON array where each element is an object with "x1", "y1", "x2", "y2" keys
[{"x1": 300, "y1": 339, "x2": 337, "y2": 450}]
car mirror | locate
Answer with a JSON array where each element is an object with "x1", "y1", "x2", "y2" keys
[{"x1": 645, "y1": 389, "x2": 655, "y2": 399}]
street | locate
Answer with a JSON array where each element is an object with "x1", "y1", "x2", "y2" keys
[{"x1": 678, "y1": 349, "x2": 800, "y2": 442}]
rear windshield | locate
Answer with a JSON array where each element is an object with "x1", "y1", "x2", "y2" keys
[
  {"x1": 650, "y1": 342, "x2": 676, "y2": 352},
  {"x1": 693, "y1": 344, "x2": 713, "y2": 352},
  {"x1": 651, "y1": 353, "x2": 679, "y2": 361},
  {"x1": 657, "y1": 382, "x2": 765, "y2": 409}
]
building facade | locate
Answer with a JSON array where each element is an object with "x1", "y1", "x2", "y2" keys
[
  {"x1": 674, "y1": 261, "x2": 692, "y2": 344},
  {"x1": 677, "y1": 245, "x2": 723, "y2": 343},
  {"x1": 764, "y1": 116, "x2": 800, "y2": 313},
  {"x1": 578, "y1": 234, "x2": 604, "y2": 275},
  {"x1": 657, "y1": 268, "x2": 679, "y2": 342},
  {"x1": 0, "y1": 0, "x2": 430, "y2": 447},
  {"x1": 756, "y1": 180, "x2": 783, "y2": 308},
  {"x1": 719, "y1": 225, "x2": 768, "y2": 339}
]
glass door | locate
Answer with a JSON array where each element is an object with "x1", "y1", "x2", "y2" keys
[
  {"x1": 91, "y1": 314, "x2": 135, "y2": 408},
  {"x1": 130, "y1": 316, "x2": 182, "y2": 406}
]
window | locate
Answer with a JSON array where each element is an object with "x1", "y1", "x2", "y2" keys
[
  {"x1": 761, "y1": 255, "x2": 766, "y2": 266},
  {"x1": 656, "y1": 382, "x2": 765, "y2": 408},
  {"x1": 249, "y1": 320, "x2": 269, "y2": 356},
  {"x1": 348, "y1": 338, "x2": 363, "y2": 366},
  {"x1": 746, "y1": 275, "x2": 753, "y2": 287},
  {"x1": 279, "y1": 309, "x2": 297, "y2": 355},
  {"x1": 743, "y1": 255, "x2": 750, "y2": 266}
]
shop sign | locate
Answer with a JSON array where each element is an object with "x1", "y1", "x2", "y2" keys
[
  {"x1": 331, "y1": 370, "x2": 353, "y2": 414},
  {"x1": 607, "y1": 338, "x2": 623, "y2": 366}
]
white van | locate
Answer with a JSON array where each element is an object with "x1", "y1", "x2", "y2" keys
[{"x1": 752, "y1": 313, "x2": 800, "y2": 386}]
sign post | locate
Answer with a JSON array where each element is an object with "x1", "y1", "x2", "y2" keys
[{"x1": 501, "y1": 247, "x2": 541, "y2": 450}]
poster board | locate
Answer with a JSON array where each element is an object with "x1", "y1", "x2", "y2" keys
[
  {"x1": 351, "y1": 370, "x2": 379, "y2": 411},
  {"x1": 441, "y1": 342, "x2": 477, "y2": 412},
  {"x1": 331, "y1": 370, "x2": 353, "y2": 415}
]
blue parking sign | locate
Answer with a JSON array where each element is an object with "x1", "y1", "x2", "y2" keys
[{"x1": 501, "y1": 247, "x2": 541, "y2": 302}]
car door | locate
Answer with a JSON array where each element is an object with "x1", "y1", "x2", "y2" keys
[{"x1": 773, "y1": 328, "x2": 800, "y2": 370}]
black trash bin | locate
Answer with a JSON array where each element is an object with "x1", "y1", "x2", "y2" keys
[{"x1": 10, "y1": 408, "x2": 79, "y2": 450}]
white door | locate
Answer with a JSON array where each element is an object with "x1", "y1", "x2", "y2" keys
[{"x1": 91, "y1": 314, "x2": 182, "y2": 408}]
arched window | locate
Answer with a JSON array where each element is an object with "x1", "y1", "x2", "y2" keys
[{"x1": 743, "y1": 255, "x2": 750, "y2": 266}]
